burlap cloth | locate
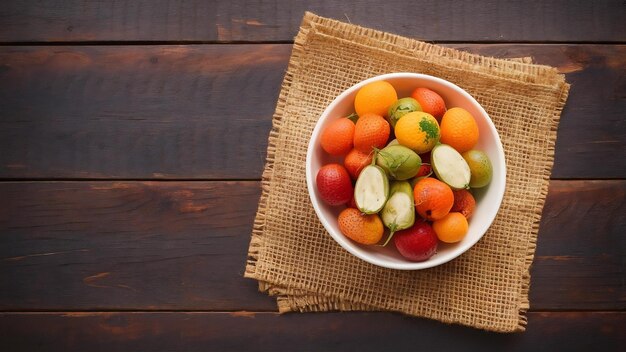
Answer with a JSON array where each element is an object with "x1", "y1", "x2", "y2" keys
[{"x1": 244, "y1": 12, "x2": 570, "y2": 332}]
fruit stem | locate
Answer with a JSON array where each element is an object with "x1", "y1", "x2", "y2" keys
[
  {"x1": 370, "y1": 148, "x2": 380, "y2": 166},
  {"x1": 380, "y1": 224, "x2": 397, "y2": 247}
]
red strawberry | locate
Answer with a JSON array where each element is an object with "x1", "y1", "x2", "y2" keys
[
  {"x1": 316, "y1": 164, "x2": 354, "y2": 206},
  {"x1": 393, "y1": 220, "x2": 438, "y2": 262}
]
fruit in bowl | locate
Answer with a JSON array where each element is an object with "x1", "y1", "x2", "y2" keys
[{"x1": 306, "y1": 73, "x2": 506, "y2": 270}]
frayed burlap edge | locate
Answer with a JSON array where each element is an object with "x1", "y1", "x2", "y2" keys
[
  {"x1": 245, "y1": 11, "x2": 570, "y2": 332},
  {"x1": 304, "y1": 13, "x2": 565, "y2": 87}
]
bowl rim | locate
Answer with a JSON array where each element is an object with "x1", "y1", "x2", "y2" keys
[{"x1": 305, "y1": 72, "x2": 506, "y2": 270}]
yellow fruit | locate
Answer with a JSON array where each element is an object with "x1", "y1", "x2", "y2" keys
[{"x1": 395, "y1": 111, "x2": 440, "y2": 154}]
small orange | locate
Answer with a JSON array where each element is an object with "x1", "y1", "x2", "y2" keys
[
  {"x1": 353, "y1": 113, "x2": 390, "y2": 153},
  {"x1": 354, "y1": 81, "x2": 398, "y2": 117},
  {"x1": 439, "y1": 107, "x2": 479, "y2": 153},
  {"x1": 394, "y1": 111, "x2": 440, "y2": 154},
  {"x1": 320, "y1": 118, "x2": 355, "y2": 155},
  {"x1": 413, "y1": 177, "x2": 454, "y2": 221},
  {"x1": 344, "y1": 148, "x2": 374, "y2": 180},
  {"x1": 432, "y1": 212, "x2": 468, "y2": 243},
  {"x1": 337, "y1": 208, "x2": 384, "y2": 245},
  {"x1": 411, "y1": 88, "x2": 447, "y2": 120},
  {"x1": 451, "y1": 189, "x2": 476, "y2": 219}
]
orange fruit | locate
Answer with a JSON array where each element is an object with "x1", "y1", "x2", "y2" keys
[
  {"x1": 320, "y1": 118, "x2": 355, "y2": 155},
  {"x1": 413, "y1": 177, "x2": 454, "y2": 221},
  {"x1": 432, "y1": 212, "x2": 468, "y2": 243},
  {"x1": 344, "y1": 148, "x2": 374, "y2": 180},
  {"x1": 439, "y1": 107, "x2": 479, "y2": 153},
  {"x1": 451, "y1": 189, "x2": 476, "y2": 219},
  {"x1": 394, "y1": 111, "x2": 440, "y2": 154},
  {"x1": 353, "y1": 113, "x2": 390, "y2": 153},
  {"x1": 410, "y1": 88, "x2": 447, "y2": 120},
  {"x1": 354, "y1": 81, "x2": 398, "y2": 117},
  {"x1": 337, "y1": 208, "x2": 384, "y2": 245}
]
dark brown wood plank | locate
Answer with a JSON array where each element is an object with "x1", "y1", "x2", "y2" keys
[
  {"x1": 0, "y1": 312, "x2": 623, "y2": 351},
  {"x1": 0, "y1": 181, "x2": 277, "y2": 311},
  {"x1": 451, "y1": 44, "x2": 626, "y2": 179},
  {"x1": 531, "y1": 180, "x2": 626, "y2": 309},
  {"x1": 0, "y1": 45, "x2": 288, "y2": 179},
  {"x1": 0, "y1": 44, "x2": 624, "y2": 179},
  {"x1": 1, "y1": 180, "x2": 623, "y2": 311},
  {"x1": 0, "y1": 0, "x2": 624, "y2": 43}
]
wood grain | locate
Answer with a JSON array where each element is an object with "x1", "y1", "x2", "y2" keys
[
  {"x1": 0, "y1": 44, "x2": 624, "y2": 179},
  {"x1": 0, "y1": 0, "x2": 624, "y2": 43},
  {"x1": 0, "y1": 312, "x2": 623, "y2": 351},
  {"x1": 0, "y1": 181, "x2": 276, "y2": 311},
  {"x1": 1, "y1": 180, "x2": 623, "y2": 311},
  {"x1": 531, "y1": 180, "x2": 626, "y2": 310},
  {"x1": 449, "y1": 44, "x2": 626, "y2": 179},
  {"x1": 0, "y1": 45, "x2": 288, "y2": 179},
  {"x1": 0, "y1": 2, "x2": 622, "y2": 348}
]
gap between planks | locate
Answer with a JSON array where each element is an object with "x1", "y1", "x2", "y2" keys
[
  {"x1": 1, "y1": 308, "x2": 624, "y2": 314},
  {"x1": 0, "y1": 40, "x2": 625, "y2": 46}
]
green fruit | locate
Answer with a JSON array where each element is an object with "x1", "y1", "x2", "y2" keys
[
  {"x1": 376, "y1": 145, "x2": 422, "y2": 180},
  {"x1": 389, "y1": 181, "x2": 414, "y2": 199},
  {"x1": 386, "y1": 138, "x2": 400, "y2": 146},
  {"x1": 462, "y1": 150, "x2": 493, "y2": 188},
  {"x1": 431, "y1": 144, "x2": 471, "y2": 190},
  {"x1": 354, "y1": 165, "x2": 389, "y2": 214},
  {"x1": 381, "y1": 181, "x2": 415, "y2": 246},
  {"x1": 387, "y1": 97, "x2": 422, "y2": 128}
]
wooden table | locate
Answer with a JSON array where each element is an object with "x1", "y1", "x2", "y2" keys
[{"x1": 0, "y1": 1, "x2": 624, "y2": 350}]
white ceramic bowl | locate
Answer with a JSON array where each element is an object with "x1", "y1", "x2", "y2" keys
[{"x1": 306, "y1": 73, "x2": 506, "y2": 270}]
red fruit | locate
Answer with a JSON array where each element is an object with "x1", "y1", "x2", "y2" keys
[
  {"x1": 393, "y1": 220, "x2": 438, "y2": 262},
  {"x1": 416, "y1": 163, "x2": 432, "y2": 178},
  {"x1": 410, "y1": 87, "x2": 447, "y2": 120},
  {"x1": 348, "y1": 194, "x2": 358, "y2": 209},
  {"x1": 316, "y1": 164, "x2": 354, "y2": 206},
  {"x1": 451, "y1": 189, "x2": 476, "y2": 219}
]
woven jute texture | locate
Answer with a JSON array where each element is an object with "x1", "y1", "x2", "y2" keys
[{"x1": 245, "y1": 12, "x2": 570, "y2": 332}]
